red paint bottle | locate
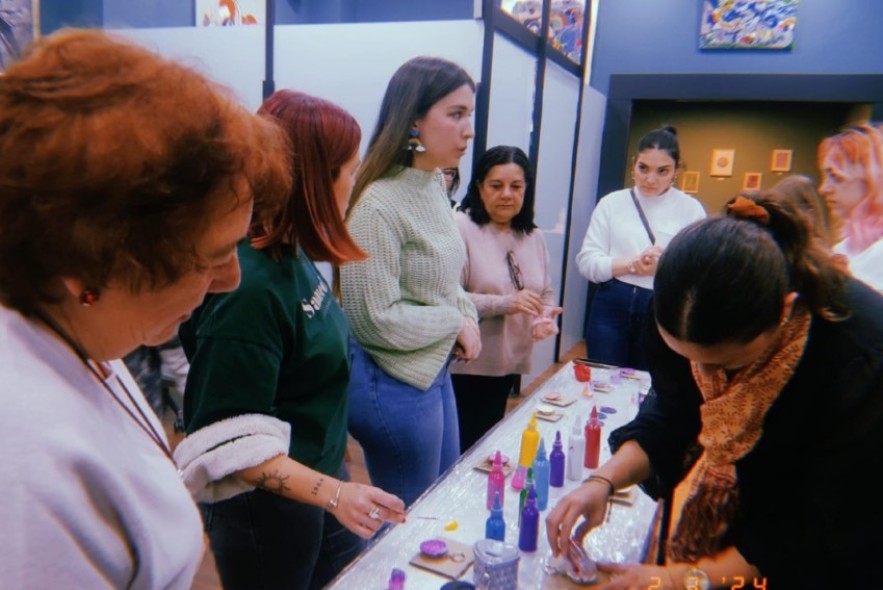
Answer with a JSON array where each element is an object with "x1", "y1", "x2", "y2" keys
[{"x1": 584, "y1": 405, "x2": 601, "y2": 469}]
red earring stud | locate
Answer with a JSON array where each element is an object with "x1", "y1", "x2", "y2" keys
[{"x1": 79, "y1": 289, "x2": 99, "y2": 306}]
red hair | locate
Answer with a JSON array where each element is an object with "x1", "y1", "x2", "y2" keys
[
  {"x1": 254, "y1": 90, "x2": 366, "y2": 264},
  {"x1": 818, "y1": 122, "x2": 883, "y2": 253},
  {"x1": 0, "y1": 29, "x2": 290, "y2": 315}
]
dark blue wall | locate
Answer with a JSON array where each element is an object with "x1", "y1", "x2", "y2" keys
[
  {"x1": 275, "y1": 0, "x2": 472, "y2": 24},
  {"x1": 104, "y1": 0, "x2": 193, "y2": 28},
  {"x1": 590, "y1": 0, "x2": 883, "y2": 95},
  {"x1": 40, "y1": 0, "x2": 103, "y2": 35},
  {"x1": 76, "y1": 0, "x2": 472, "y2": 28}
]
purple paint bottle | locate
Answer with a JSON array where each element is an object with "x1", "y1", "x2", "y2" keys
[
  {"x1": 518, "y1": 485, "x2": 540, "y2": 552},
  {"x1": 550, "y1": 430, "x2": 565, "y2": 488}
]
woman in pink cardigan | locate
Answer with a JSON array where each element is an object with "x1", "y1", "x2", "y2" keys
[{"x1": 451, "y1": 146, "x2": 561, "y2": 451}]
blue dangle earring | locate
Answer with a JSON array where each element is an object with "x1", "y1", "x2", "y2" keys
[{"x1": 408, "y1": 128, "x2": 426, "y2": 153}]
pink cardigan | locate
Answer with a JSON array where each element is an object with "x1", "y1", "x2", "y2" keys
[{"x1": 450, "y1": 211, "x2": 554, "y2": 377}]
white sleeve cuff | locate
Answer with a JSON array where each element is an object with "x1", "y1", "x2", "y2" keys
[{"x1": 173, "y1": 413, "x2": 291, "y2": 504}]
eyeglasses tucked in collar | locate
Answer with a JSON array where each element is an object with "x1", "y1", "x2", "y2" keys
[{"x1": 506, "y1": 250, "x2": 523, "y2": 291}]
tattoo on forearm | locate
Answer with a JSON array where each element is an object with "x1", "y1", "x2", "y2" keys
[
  {"x1": 311, "y1": 477, "x2": 325, "y2": 497},
  {"x1": 254, "y1": 470, "x2": 291, "y2": 494}
]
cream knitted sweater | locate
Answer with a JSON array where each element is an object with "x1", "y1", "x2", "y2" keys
[{"x1": 342, "y1": 167, "x2": 478, "y2": 390}]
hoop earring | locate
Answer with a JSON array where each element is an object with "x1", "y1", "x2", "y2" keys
[
  {"x1": 407, "y1": 128, "x2": 426, "y2": 153},
  {"x1": 79, "y1": 289, "x2": 100, "y2": 307}
]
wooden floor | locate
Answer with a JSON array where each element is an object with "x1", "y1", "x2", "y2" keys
[{"x1": 178, "y1": 342, "x2": 589, "y2": 590}]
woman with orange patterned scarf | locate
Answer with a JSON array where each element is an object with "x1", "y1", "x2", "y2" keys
[{"x1": 546, "y1": 192, "x2": 883, "y2": 589}]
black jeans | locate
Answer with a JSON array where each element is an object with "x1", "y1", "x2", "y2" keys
[
  {"x1": 451, "y1": 373, "x2": 518, "y2": 453},
  {"x1": 201, "y1": 468, "x2": 364, "y2": 590}
]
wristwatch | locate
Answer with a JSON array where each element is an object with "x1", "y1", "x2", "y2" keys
[{"x1": 683, "y1": 567, "x2": 711, "y2": 590}]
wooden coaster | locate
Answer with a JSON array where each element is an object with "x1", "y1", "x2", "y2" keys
[
  {"x1": 541, "y1": 395, "x2": 577, "y2": 407},
  {"x1": 536, "y1": 411, "x2": 564, "y2": 422},
  {"x1": 409, "y1": 537, "x2": 474, "y2": 580},
  {"x1": 473, "y1": 458, "x2": 514, "y2": 477}
]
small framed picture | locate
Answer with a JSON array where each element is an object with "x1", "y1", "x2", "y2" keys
[
  {"x1": 770, "y1": 149, "x2": 793, "y2": 172},
  {"x1": 681, "y1": 171, "x2": 700, "y2": 194},
  {"x1": 743, "y1": 172, "x2": 763, "y2": 191},
  {"x1": 710, "y1": 149, "x2": 736, "y2": 177}
]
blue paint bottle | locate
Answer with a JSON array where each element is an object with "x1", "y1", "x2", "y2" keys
[
  {"x1": 533, "y1": 438, "x2": 551, "y2": 511},
  {"x1": 485, "y1": 491, "x2": 505, "y2": 541}
]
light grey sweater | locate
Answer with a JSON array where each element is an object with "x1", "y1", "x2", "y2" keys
[
  {"x1": 342, "y1": 167, "x2": 477, "y2": 390},
  {"x1": 0, "y1": 305, "x2": 203, "y2": 589}
]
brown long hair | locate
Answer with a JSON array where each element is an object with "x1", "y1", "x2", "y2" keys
[
  {"x1": 348, "y1": 56, "x2": 475, "y2": 218},
  {"x1": 254, "y1": 90, "x2": 365, "y2": 264}
]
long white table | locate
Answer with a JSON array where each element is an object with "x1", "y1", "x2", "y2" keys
[{"x1": 328, "y1": 362, "x2": 658, "y2": 589}]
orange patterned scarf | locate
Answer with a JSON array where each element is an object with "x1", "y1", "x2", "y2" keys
[{"x1": 668, "y1": 308, "x2": 811, "y2": 562}]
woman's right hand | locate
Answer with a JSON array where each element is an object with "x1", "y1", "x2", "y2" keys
[
  {"x1": 335, "y1": 481, "x2": 406, "y2": 539},
  {"x1": 545, "y1": 480, "x2": 611, "y2": 561},
  {"x1": 509, "y1": 289, "x2": 545, "y2": 316}
]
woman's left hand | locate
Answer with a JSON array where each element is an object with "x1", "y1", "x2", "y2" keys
[
  {"x1": 592, "y1": 563, "x2": 679, "y2": 590},
  {"x1": 632, "y1": 246, "x2": 663, "y2": 276},
  {"x1": 531, "y1": 306, "x2": 562, "y2": 341}
]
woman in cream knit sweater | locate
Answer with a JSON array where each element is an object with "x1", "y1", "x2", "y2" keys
[{"x1": 341, "y1": 56, "x2": 480, "y2": 507}]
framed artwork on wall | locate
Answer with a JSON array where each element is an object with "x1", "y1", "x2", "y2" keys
[
  {"x1": 699, "y1": 0, "x2": 800, "y2": 50},
  {"x1": 682, "y1": 171, "x2": 700, "y2": 194},
  {"x1": 710, "y1": 149, "x2": 736, "y2": 177},
  {"x1": 0, "y1": 0, "x2": 39, "y2": 73},
  {"x1": 197, "y1": 0, "x2": 264, "y2": 26},
  {"x1": 770, "y1": 149, "x2": 793, "y2": 172},
  {"x1": 743, "y1": 172, "x2": 763, "y2": 191}
]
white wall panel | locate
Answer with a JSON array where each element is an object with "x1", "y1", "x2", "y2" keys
[
  {"x1": 274, "y1": 20, "x2": 483, "y2": 160},
  {"x1": 484, "y1": 33, "x2": 535, "y2": 154},
  {"x1": 559, "y1": 86, "x2": 606, "y2": 355},
  {"x1": 110, "y1": 26, "x2": 266, "y2": 111},
  {"x1": 522, "y1": 60, "x2": 580, "y2": 388}
]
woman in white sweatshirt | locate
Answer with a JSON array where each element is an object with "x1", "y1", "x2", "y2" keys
[{"x1": 576, "y1": 126, "x2": 705, "y2": 370}]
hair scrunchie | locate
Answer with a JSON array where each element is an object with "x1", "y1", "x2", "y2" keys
[{"x1": 727, "y1": 195, "x2": 770, "y2": 225}]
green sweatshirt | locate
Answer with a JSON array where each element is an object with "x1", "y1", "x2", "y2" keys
[{"x1": 182, "y1": 242, "x2": 349, "y2": 476}]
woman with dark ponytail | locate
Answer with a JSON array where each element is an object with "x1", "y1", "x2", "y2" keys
[{"x1": 548, "y1": 192, "x2": 883, "y2": 589}]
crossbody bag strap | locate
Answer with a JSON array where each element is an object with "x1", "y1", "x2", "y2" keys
[{"x1": 629, "y1": 188, "x2": 656, "y2": 245}]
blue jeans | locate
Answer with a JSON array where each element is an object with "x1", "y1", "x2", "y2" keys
[
  {"x1": 201, "y1": 466, "x2": 364, "y2": 590},
  {"x1": 585, "y1": 279, "x2": 653, "y2": 370},
  {"x1": 347, "y1": 339, "x2": 460, "y2": 507}
]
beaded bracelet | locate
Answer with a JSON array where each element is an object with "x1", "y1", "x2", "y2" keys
[
  {"x1": 327, "y1": 480, "x2": 343, "y2": 510},
  {"x1": 583, "y1": 474, "x2": 615, "y2": 497},
  {"x1": 584, "y1": 475, "x2": 616, "y2": 522}
]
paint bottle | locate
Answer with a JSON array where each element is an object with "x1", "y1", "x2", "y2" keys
[
  {"x1": 513, "y1": 413, "x2": 540, "y2": 490},
  {"x1": 485, "y1": 491, "x2": 505, "y2": 542},
  {"x1": 532, "y1": 438, "x2": 551, "y2": 511},
  {"x1": 550, "y1": 430, "x2": 566, "y2": 488},
  {"x1": 518, "y1": 485, "x2": 540, "y2": 553},
  {"x1": 487, "y1": 450, "x2": 506, "y2": 509},
  {"x1": 584, "y1": 405, "x2": 602, "y2": 469},
  {"x1": 518, "y1": 467, "x2": 535, "y2": 525},
  {"x1": 566, "y1": 414, "x2": 585, "y2": 482},
  {"x1": 517, "y1": 412, "x2": 541, "y2": 468},
  {"x1": 387, "y1": 567, "x2": 406, "y2": 590}
]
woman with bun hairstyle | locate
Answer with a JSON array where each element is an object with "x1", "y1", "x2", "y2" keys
[{"x1": 576, "y1": 126, "x2": 705, "y2": 370}]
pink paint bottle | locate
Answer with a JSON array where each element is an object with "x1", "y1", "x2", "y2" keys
[{"x1": 487, "y1": 450, "x2": 506, "y2": 509}]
